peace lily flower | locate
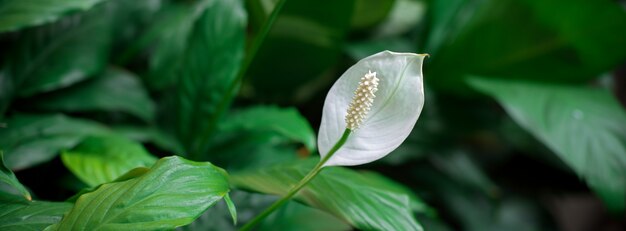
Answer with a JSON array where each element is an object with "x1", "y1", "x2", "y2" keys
[
  {"x1": 318, "y1": 50, "x2": 427, "y2": 167},
  {"x1": 240, "y1": 51, "x2": 427, "y2": 231}
]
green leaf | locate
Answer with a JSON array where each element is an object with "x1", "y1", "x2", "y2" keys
[
  {"x1": 113, "y1": 126, "x2": 185, "y2": 154},
  {"x1": 346, "y1": 37, "x2": 417, "y2": 61},
  {"x1": 232, "y1": 159, "x2": 424, "y2": 230},
  {"x1": 469, "y1": 77, "x2": 626, "y2": 212},
  {"x1": 351, "y1": 0, "x2": 395, "y2": 30},
  {"x1": 0, "y1": 114, "x2": 110, "y2": 170},
  {"x1": 0, "y1": 193, "x2": 72, "y2": 231},
  {"x1": 224, "y1": 193, "x2": 237, "y2": 225},
  {"x1": 61, "y1": 135, "x2": 157, "y2": 187},
  {"x1": 175, "y1": 0, "x2": 247, "y2": 156},
  {"x1": 429, "y1": 151, "x2": 499, "y2": 197},
  {"x1": 0, "y1": 152, "x2": 30, "y2": 200},
  {"x1": 33, "y1": 68, "x2": 155, "y2": 122},
  {"x1": 426, "y1": 0, "x2": 626, "y2": 92},
  {"x1": 123, "y1": 2, "x2": 206, "y2": 90},
  {"x1": 0, "y1": 0, "x2": 108, "y2": 32},
  {"x1": 48, "y1": 156, "x2": 230, "y2": 230},
  {"x1": 0, "y1": 5, "x2": 112, "y2": 115},
  {"x1": 258, "y1": 201, "x2": 351, "y2": 231},
  {"x1": 221, "y1": 106, "x2": 316, "y2": 151},
  {"x1": 245, "y1": 0, "x2": 355, "y2": 103}
]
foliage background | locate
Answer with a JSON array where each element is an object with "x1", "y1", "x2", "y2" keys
[{"x1": 1, "y1": 0, "x2": 625, "y2": 230}]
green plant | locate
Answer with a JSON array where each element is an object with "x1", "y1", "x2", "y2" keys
[{"x1": 1, "y1": 0, "x2": 625, "y2": 230}]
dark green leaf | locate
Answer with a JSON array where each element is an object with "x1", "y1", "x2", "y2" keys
[
  {"x1": 0, "y1": 193, "x2": 72, "y2": 231},
  {"x1": 232, "y1": 159, "x2": 424, "y2": 231},
  {"x1": 346, "y1": 37, "x2": 416, "y2": 61},
  {"x1": 47, "y1": 156, "x2": 230, "y2": 230},
  {"x1": 125, "y1": 2, "x2": 206, "y2": 90},
  {"x1": 221, "y1": 106, "x2": 316, "y2": 151},
  {"x1": 469, "y1": 77, "x2": 626, "y2": 212},
  {"x1": 61, "y1": 135, "x2": 157, "y2": 187},
  {"x1": 113, "y1": 126, "x2": 185, "y2": 154},
  {"x1": 0, "y1": 152, "x2": 30, "y2": 200},
  {"x1": 371, "y1": 0, "x2": 426, "y2": 37},
  {"x1": 258, "y1": 201, "x2": 351, "y2": 231},
  {"x1": 0, "y1": 5, "x2": 112, "y2": 115},
  {"x1": 175, "y1": 0, "x2": 247, "y2": 156},
  {"x1": 426, "y1": 0, "x2": 626, "y2": 92},
  {"x1": 245, "y1": 0, "x2": 355, "y2": 103},
  {"x1": 0, "y1": 0, "x2": 108, "y2": 32},
  {"x1": 0, "y1": 114, "x2": 110, "y2": 170},
  {"x1": 33, "y1": 67, "x2": 155, "y2": 122},
  {"x1": 351, "y1": 0, "x2": 395, "y2": 30},
  {"x1": 429, "y1": 151, "x2": 499, "y2": 196}
]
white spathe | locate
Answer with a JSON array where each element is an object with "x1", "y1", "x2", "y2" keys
[{"x1": 318, "y1": 51, "x2": 426, "y2": 167}]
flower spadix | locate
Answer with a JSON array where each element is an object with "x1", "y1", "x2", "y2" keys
[{"x1": 318, "y1": 51, "x2": 427, "y2": 167}]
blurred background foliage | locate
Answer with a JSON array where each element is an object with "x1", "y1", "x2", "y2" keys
[{"x1": 1, "y1": 0, "x2": 626, "y2": 230}]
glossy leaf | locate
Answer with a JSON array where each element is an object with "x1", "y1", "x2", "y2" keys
[
  {"x1": 246, "y1": 0, "x2": 355, "y2": 103},
  {"x1": 469, "y1": 77, "x2": 626, "y2": 212},
  {"x1": 176, "y1": 0, "x2": 246, "y2": 155},
  {"x1": 232, "y1": 159, "x2": 424, "y2": 230},
  {"x1": 318, "y1": 51, "x2": 426, "y2": 166},
  {"x1": 48, "y1": 156, "x2": 230, "y2": 230},
  {"x1": 0, "y1": 0, "x2": 107, "y2": 32},
  {"x1": 33, "y1": 68, "x2": 155, "y2": 122},
  {"x1": 0, "y1": 152, "x2": 30, "y2": 200},
  {"x1": 425, "y1": 0, "x2": 626, "y2": 92},
  {"x1": 220, "y1": 106, "x2": 316, "y2": 151},
  {"x1": 0, "y1": 114, "x2": 110, "y2": 170},
  {"x1": 0, "y1": 193, "x2": 72, "y2": 231},
  {"x1": 61, "y1": 135, "x2": 157, "y2": 187}
]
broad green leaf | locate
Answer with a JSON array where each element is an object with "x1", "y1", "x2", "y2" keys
[
  {"x1": 425, "y1": 0, "x2": 626, "y2": 92},
  {"x1": 33, "y1": 68, "x2": 155, "y2": 122},
  {"x1": 0, "y1": 193, "x2": 72, "y2": 231},
  {"x1": 246, "y1": 0, "x2": 355, "y2": 103},
  {"x1": 61, "y1": 135, "x2": 157, "y2": 187},
  {"x1": 0, "y1": 0, "x2": 107, "y2": 32},
  {"x1": 221, "y1": 106, "x2": 316, "y2": 151},
  {"x1": 0, "y1": 152, "x2": 30, "y2": 200},
  {"x1": 469, "y1": 77, "x2": 626, "y2": 212},
  {"x1": 232, "y1": 159, "x2": 424, "y2": 230},
  {"x1": 123, "y1": 1, "x2": 207, "y2": 90},
  {"x1": 318, "y1": 51, "x2": 426, "y2": 166},
  {"x1": 0, "y1": 5, "x2": 112, "y2": 115},
  {"x1": 48, "y1": 156, "x2": 230, "y2": 230},
  {"x1": 176, "y1": 0, "x2": 247, "y2": 156},
  {"x1": 0, "y1": 114, "x2": 110, "y2": 170}
]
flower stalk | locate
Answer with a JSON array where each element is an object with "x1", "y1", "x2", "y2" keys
[{"x1": 239, "y1": 129, "x2": 351, "y2": 231}]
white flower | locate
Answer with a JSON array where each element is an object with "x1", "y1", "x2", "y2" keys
[{"x1": 318, "y1": 51, "x2": 427, "y2": 167}]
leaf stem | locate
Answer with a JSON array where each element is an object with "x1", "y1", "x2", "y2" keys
[{"x1": 239, "y1": 129, "x2": 351, "y2": 231}]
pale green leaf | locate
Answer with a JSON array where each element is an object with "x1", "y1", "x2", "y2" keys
[
  {"x1": 61, "y1": 135, "x2": 157, "y2": 187},
  {"x1": 0, "y1": 152, "x2": 30, "y2": 200}
]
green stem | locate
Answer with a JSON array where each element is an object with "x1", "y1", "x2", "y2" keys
[{"x1": 239, "y1": 129, "x2": 351, "y2": 231}]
